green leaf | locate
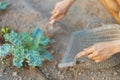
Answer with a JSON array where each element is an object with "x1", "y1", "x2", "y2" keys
[
  {"x1": 34, "y1": 35, "x2": 50, "y2": 46},
  {"x1": 29, "y1": 44, "x2": 46, "y2": 52},
  {"x1": 1, "y1": 27, "x2": 52, "y2": 68},
  {"x1": 12, "y1": 46, "x2": 25, "y2": 68},
  {"x1": 42, "y1": 51, "x2": 52, "y2": 61},
  {"x1": 0, "y1": 44, "x2": 13, "y2": 57},
  {"x1": 26, "y1": 50, "x2": 44, "y2": 67},
  {"x1": 13, "y1": 56, "x2": 24, "y2": 68},
  {"x1": 4, "y1": 31, "x2": 22, "y2": 45},
  {"x1": 20, "y1": 32, "x2": 32, "y2": 44},
  {"x1": 0, "y1": 2, "x2": 8, "y2": 10},
  {"x1": 1, "y1": 27, "x2": 9, "y2": 34},
  {"x1": 4, "y1": 33, "x2": 10, "y2": 41},
  {"x1": 32, "y1": 27, "x2": 44, "y2": 39}
]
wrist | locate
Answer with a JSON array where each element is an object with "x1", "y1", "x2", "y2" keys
[
  {"x1": 65, "y1": 0, "x2": 75, "y2": 4},
  {"x1": 111, "y1": 40, "x2": 120, "y2": 54},
  {"x1": 69, "y1": 0, "x2": 76, "y2": 3}
]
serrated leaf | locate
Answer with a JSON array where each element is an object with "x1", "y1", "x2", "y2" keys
[
  {"x1": 32, "y1": 27, "x2": 43, "y2": 39},
  {"x1": 4, "y1": 33, "x2": 10, "y2": 41},
  {"x1": 6, "y1": 31, "x2": 22, "y2": 45},
  {"x1": 42, "y1": 51, "x2": 52, "y2": 61},
  {"x1": 13, "y1": 57, "x2": 24, "y2": 68},
  {"x1": 12, "y1": 46, "x2": 25, "y2": 56},
  {"x1": 20, "y1": 32, "x2": 32, "y2": 44},
  {"x1": 34, "y1": 34, "x2": 50, "y2": 46},
  {"x1": 12, "y1": 46, "x2": 25, "y2": 68},
  {"x1": 26, "y1": 50, "x2": 44, "y2": 67},
  {"x1": 39, "y1": 36, "x2": 50, "y2": 46},
  {"x1": 1, "y1": 27, "x2": 52, "y2": 68},
  {"x1": 0, "y1": 44, "x2": 13, "y2": 57},
  {"x1": 0, "y1": 2, "x2": 8, "y2": 10}
]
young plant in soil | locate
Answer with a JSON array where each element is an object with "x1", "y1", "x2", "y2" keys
[
  {"x1": 0, "y1": 27, "x2": 52, "y2": 68},
  {"x1": 0, "y1": 2, "x2": 8, "y2": 11},
  {"x1": 0, "y1": 27, "x2": 9, "y2": 45}
]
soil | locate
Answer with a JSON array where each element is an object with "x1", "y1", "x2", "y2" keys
[{"x1": 0, "y1": 0, "x2": 120, "y2": 80}]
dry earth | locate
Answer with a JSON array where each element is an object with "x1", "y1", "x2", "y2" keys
[{"x1": 0, "y1": 0, "x2": 120, "y2": 80}]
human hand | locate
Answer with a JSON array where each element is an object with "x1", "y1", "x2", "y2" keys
[
  {"x1": 50, "y1": 0, "x2": 75, "y2": 21},
  {"x1": 76, "y1": 41, "x2": 120, "y2": 62}
]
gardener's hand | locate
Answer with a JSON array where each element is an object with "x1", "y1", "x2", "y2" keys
[
  {"x1": 76, "y1": 41, "x2": 120, "y2": 62},
  {"x1": 50, "y1": 0, "x2": 75, "y2": 21}
]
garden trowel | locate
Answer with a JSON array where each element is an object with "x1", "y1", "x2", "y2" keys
[{"x1": 43, "y1": 19, "x2": 61, "y2": 38}]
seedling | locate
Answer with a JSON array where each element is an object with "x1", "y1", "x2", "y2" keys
[
  {"x1": 0, "y1": 2, "x2": 8, "y2": 10},
  {"x1": 0, "y1": 27, "x2": 52, "y2": 68}
]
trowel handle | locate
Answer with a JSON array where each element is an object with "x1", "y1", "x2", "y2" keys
[{"x1": 46, "y1": 19, "x2": 56, "y2": 33}]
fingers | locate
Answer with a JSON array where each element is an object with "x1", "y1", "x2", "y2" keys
[
  {"x1": 55, "y1": 14, "x2": 64, "y2": 21},
  {"x1": 76, "y1": 51, "x2": 88, "y2": 58},
  {"x1": 88, "y1": 51, "x2": 98, "y2": 59},
  {"x1": 76, "y1": 47, "x2": 94, "y2": 58},
  {"x1": 50, "y1": 10, "x2": 59, "y2": 20},
  {"x1": 91, "y1": 55, "x2": 107, "y2": 63},
  {"x1": 52, "y1": 7, "x2": 58, "y2": 15},
  {"x1": 84, "y1": 46, "x2": 94, "y2": 54},
  {"x1": 52, "y1": 9, "x2": 56, "y2": 15},
  {"x1": 88, "y1": 52, "x2": 101, "y2": 63}
]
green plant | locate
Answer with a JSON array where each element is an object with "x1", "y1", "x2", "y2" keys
[
  {"x1": 0, "y1": 27, "x2": 9, "y2": 44},
  {"x1": 0, "y1": 2, "x2": 8, "y2": 10},
  {"x1": 1, "y1": 27, "x2": 9, "y2": 34},
  {"x1": 0, "y1": 27, "x2": 52, "y2": 68}
]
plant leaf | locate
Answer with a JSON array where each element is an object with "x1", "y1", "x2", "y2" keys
[
  {"x1": 4, "y1": 31, "x2": 22, "y2": 45},
  {"x1": 20, "y1": 32, "x2": 32, "y2": 45},
  {"x1": 12, "y1": 46, "x2": 25, "y2": 68},
  {"x1": 0, "y1": 44, "x2": 13, "y2": 57},
  {"x1": 13, "y1": 56, "x2": 24, "y2": 68},
  {"x1": 42, "y1": 51, "x2": 52, "y2": 61},
  {"x1": 0, "y1": 2, "x2": 8, "y2": 10},
  {"x1": 32, "y1": 27, "x2": 43, "y2": 39},
  {"x1": 26, "y1": 50, "x2": 44, "y2": 67},
  {"x1": 1, "y1": 27, "x2": 52, "y2": 68}
]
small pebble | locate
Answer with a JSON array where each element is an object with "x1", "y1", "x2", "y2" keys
[
  {"x1": 92, "y1": 77, "x2": 95, "y2": 80},
  {"x1": 0, "y1": 73, "x2": 3, "y2": 77},
  {"x1": 44, "y1": 69, "x2": 47, "y2": 72},
  {"x1": 117, "y1": 69, "x2": 120, "y2": 72},
  {"x1": 53, "y1": 62, "x2": 57, "y2": 68},
  {"x1": 58, "y1": 71, "x2": 61, "y2": 75},
  {"x1": 60, "y1": 74, "x2": 64, "y2": 79},
  {"x1": 50, "y1": 50, "x2": 55, "y2": 55},
  {"x1": 69, "y1": 68, "x2": 74, "y2": 71},
  {"x1": 12, "y1": 72, "x2": 18, "y2": 77},
  {"x1": 46, "y1": 73, "x2": 50, "y2": 78},
  {"x1": 113, "y1": 72, "x2": 117, "y2": 76},
  {"x1": 4, "y1": 72, "x2": 7, "y2": 75},
  {"x1": 78, "y1": 72, "x2": 81, "y2": 76}
]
